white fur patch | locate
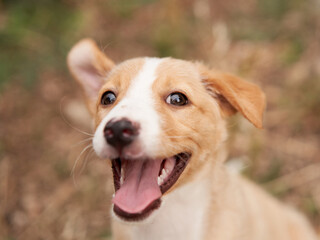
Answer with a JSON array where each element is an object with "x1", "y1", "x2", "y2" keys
[
  {"x1": 93, "y1": 58, "x2": 163, "y2": 159},
  {"x1": 115, "y1": 177, "x2": 210, "y2": 240}
]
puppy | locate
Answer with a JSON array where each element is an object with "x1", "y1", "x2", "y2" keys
[{"x1": 67, "y1": 39, "x2": 318, "y2": 240}]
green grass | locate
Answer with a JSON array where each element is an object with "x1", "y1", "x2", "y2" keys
[
  {"x1": 0, "y1": 1, "x2": 84, "y2": 91},
  {"x1": 107, "y1": 0, "x2": 157, "y2": 18}
]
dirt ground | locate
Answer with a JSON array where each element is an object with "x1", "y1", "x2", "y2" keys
[{"x1": 0, "y1": 0, "x2": 320, "y2": 239}]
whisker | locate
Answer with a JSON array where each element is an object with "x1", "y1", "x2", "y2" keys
[
  {"x1": 161, "y1": 142, "x2": 193, "y2": 155},
  {"x1": 100, "y1": 40, "x2": 113, "y2": 55},
  {"x1": 162, "y1": 127, "x2": 177, "y2": 133},
  {"x1": 60, "y1": 97, "x2": 94, "y2": 137},
  {"x1": 79, "y1": 148, "x2": 95, "y2": 175},
  {"x1": 70, "y1": 137, "x2": 93, "y2": 148},
  {"x1": 71, "y1": 144, "x2": 93, "y2": 187},
  {"x1": 166, "y1": 135, "x2": 189, "y2": 139}
]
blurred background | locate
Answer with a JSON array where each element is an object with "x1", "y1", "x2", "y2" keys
[{"x1": 0, "y1": 0, "x2": 319, "y2": 239}]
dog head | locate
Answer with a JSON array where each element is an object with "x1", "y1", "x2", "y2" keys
[{"x1": 67, "y1": 39, "x2": 265, "y2": 221}]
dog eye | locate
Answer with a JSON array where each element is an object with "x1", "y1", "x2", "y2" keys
[
  {"x1": 166, "y1": 92, "x2": 188, "y2": 106},
  {"x1": 101, "y1": 91, "x2": 116, "y2": 105}
]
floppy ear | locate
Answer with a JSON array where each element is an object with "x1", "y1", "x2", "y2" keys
[
  {"x1": 67, "y1": 38, "x2": 115, "y2": 115},
  {"x1": 201, "y1": 69, "x2": 266, "y2": 128}
]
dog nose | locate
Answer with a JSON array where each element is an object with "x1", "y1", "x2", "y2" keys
[{"x1": 104, "y1": 119, "x2": 138, "y2": 149}]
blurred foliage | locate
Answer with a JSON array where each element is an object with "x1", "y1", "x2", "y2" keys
[
  {"x1": 0, "y1": 0, "x2": 83, "y2": 91},
  {"x1": 0, "y1": 0, "x2": 320, "y2": 239},
  {"x1": 283, "y1": 77, "x2": 320, "y2": 135},
  {"x1": 107, "y1": 0, "x2": 157, "y2": 18}
]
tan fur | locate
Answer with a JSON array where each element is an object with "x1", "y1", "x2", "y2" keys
[
  {"x1": 67, "y1": 39, "x2": 115, "y2": 114},
  {"x1": 94, "y1": 58, "x2": 145, "y2": 125},
  {"x1": 152, "y1": 59, "x2": 227, "y2": 193},
  {"x1": 67, "y1": 39, "x2": 318, "y2": 240},
  {"x1": 199, "y1": 67, "x2": 266, "y2": 128}
]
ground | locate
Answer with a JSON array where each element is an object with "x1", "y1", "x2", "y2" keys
[{"x1": 0, "y1": 0, "x2": 319, "y2": 239}]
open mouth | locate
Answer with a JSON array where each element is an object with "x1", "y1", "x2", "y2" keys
[{"x1": 111, "y1": 152, "x2": 191, "y2": 221}]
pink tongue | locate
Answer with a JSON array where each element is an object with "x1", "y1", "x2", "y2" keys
[{"x1": 112, "y1": 159, "x2": 162, "y2": 214}]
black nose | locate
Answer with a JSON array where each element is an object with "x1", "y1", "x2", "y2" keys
[{"x1": 104, "y1": 119, "x2": 138, "y2": 149}]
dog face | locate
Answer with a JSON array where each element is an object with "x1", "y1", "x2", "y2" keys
[{"x1": 68, "y1": 39, "x2": 265, "y2": 222}]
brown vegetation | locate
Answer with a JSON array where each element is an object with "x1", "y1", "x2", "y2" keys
[{"x1": 0, "y1": 0, "x2": 319, "y2": 239}]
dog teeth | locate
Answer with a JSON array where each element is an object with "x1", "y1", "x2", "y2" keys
[
  {"x1": 157, "y1": 175, "x2": 165, "y2": 185},
  {"x1": 157, "y1": 176, "x2": 163, "y2": 185},
  {"x1": 161, "y1": 168, "x2": 167, "y2": 177},
  {"x1": 158, "y1": 168, "x2": 169, "y2": 186},
  {"x1": 120, "y1": 167, "x2": 124, "y2": 185}
]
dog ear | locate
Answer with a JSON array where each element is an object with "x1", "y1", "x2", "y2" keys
[
  {"x1": 201, "y1": 69, "x2": 266, "y2": 128},
  {"x1": 67, "y1": 38, "x2": 115, "y2": 115}
]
